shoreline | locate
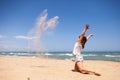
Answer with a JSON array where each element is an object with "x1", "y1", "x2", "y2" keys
[
  {"x1": 0, "y1": 56, "x2": 120, "y2": 80},
  {"x1": 0, "y1": 55, "x2": 120, "y2": 62},
  {"x1": 0, "y1": 51, "x2": 120, "y2": 62}
]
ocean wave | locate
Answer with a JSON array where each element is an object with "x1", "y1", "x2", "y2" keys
[
  {"x1": 45, "y1": 53, "x2": 53, "y2": 55},
  {"x1": 45, "y1": 53, "x2": 73, "y2": 56},
  {"x1": 1, "y1": 52, "x2": 120, "y2": 58},
  {"x1": 0, "y1": 52, "x2": 6, "y2": 54},
  {"x1": 65, "y1": 53, "x2": 73, "y2": 56},
  {"x1": 105, "y1": 55, "x2": 120, "y2": 57},
  {"x1": 44, "y1": 53, "x2": 98, "y2": 57},
  {"x1": 83, "y1": 54, "x2": 97, "y2": 56}
]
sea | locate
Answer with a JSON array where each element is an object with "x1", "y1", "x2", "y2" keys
[{"x1": 0, "y1": 51, "x2": 120, "y2": 62}]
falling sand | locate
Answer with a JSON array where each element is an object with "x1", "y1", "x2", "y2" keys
[{"x1": 28, "y1": 9, "x2": 59, "y2": 53}]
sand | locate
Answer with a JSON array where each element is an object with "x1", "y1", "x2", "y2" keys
[{"x1": 0, "y1": 56, "x2": 120, "y2": 80}]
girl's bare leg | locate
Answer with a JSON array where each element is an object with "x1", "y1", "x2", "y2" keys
[
  {"x1": 74, "y1": 61, "x2": 84, "y2": 71},
  {"x1": 76, "y1": 62, "x2": 101, "y2": 76},
  {"x1": 79, "y1": 68, "x2": 101, "y2": 76}
]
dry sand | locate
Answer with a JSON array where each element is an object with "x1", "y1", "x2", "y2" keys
[{"x1": 0, "y1": 56, "x2": 120, "y2": 80}]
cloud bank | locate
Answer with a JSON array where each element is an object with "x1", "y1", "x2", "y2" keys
[{"x1": 15, "y1": 35, "x2": 34, "y2": 40}]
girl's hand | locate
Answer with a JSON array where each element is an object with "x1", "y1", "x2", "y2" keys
[
  {"x1": 85, "y1": 24, "x2": 90, "y2": 29},
  {"x1": 90, "y1": 34, "x2": 95, "y2": 36}
]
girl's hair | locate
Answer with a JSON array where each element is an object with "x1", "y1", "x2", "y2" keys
[{"x1": 79, "y1": 36, "x2": 87, "y2": 49}]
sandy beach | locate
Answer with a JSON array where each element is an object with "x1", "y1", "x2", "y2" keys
[{"x1": 0, "y1": 56, "x2": 120, "y2": 80}]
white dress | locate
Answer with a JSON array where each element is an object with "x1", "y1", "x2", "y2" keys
[{"x1": 73, "y1": 42, "x2": 83, "y2": 62}]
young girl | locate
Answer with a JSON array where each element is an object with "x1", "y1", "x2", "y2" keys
[{"x1": 73, "y1": 24, "x2": 101, "y2": 76}]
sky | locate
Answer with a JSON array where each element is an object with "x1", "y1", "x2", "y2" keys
[{"x1": 0, "y1": 0, "x2": 120, "y2": 52}]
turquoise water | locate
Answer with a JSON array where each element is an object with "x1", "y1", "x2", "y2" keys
[{"x1": 0, "y1": 51, "x2": 120, "y2": 62}]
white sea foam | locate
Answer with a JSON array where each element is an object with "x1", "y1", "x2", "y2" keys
[
  {"x1": 65, "y1": 53, "x2": 73, "y2": 56},
  {"x1": 45, "y1": 53, "x2": 53, "y2": 55},
  {"x1": 105, "y1": 55, "x2": 120, "y2": 57},
  {"x1": 43, "y1": 53, "x2": 73, "y2": 56},
  {"x1": 83, "y1": 54, "x2": 97, "y2": 56},
  {"x1": 44, "y1": 53, "x2": 98, "y2": 57},
  {"x1": 1, "y1": 52, "x2": 6, "y2": 54},
  {"x1": 9, "y1": 52, "x2": 14, "y2": 54}
]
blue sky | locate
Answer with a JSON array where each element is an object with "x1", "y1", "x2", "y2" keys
[{"x1": 0, "y1": 0, "x2": 120, "y2": 52}]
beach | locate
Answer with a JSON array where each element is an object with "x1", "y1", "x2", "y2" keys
[{"x1": 0, "y1": 56, "x2": 120, "y2": 80}]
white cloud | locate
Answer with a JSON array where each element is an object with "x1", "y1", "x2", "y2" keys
[
  {"x1": 0, "y1": 35, "x2": 6, "y2": 38},
  {"x1": 15, "y1": 35, "x2": 34, "y2": 40}
]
